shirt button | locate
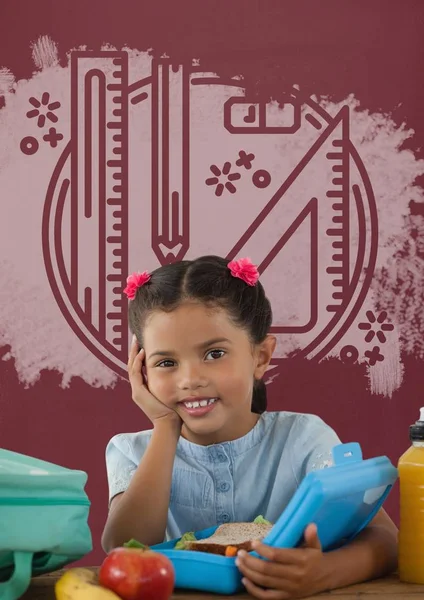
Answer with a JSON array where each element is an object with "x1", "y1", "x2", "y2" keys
[
  {"x1": 219, "y1": 482, "x2": 230, "y2": 492},
  {"x1": 221, "y1": 513, "x2": 230, "y2": 522}
]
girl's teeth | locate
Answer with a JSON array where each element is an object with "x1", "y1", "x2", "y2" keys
[{"x1": 184, "y1": 398, "x2": 216, "y2": 409}]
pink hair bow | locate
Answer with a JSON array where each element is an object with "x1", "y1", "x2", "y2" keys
[
  {"x1": 123, "y1": 271, "x2": 151, "y2": 300},
  {"x1": 227, "y1": 257, "x2": 259, "y2": 286}
]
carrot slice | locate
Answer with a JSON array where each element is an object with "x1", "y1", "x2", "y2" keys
[{"x1": 225, "y1": 545, "x2": 238, "y2": 557}]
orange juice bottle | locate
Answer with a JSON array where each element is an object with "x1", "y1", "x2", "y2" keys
[{"x1": 398, "y1": 407, "x2": 424, "y2": 583}]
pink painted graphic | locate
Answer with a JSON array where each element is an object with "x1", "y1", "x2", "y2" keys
[
  {"x1": 1, "y1": 40, "x2": 423, "y2": 395},
  {"x1": 43, "y1": 53, "x2": 377, "y2": 379}
]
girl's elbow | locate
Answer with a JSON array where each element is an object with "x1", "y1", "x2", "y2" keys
[{"x1": 101, "y1": 526, "x2": 119, "y2": 554}]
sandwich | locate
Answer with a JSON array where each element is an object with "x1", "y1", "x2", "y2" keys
[
  {"x1": 174, "y1": 515, "x2": 273, "y2": 556},
  {"x1": 184, "y1": 521, "x2": 273, "y2": 556},
  {"x1": 124, "y1": 515, "x2": 273, "y2": 557}
]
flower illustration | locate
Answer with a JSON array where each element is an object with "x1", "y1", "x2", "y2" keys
[
  {"x1": 358, "y1": 310, "x2": 394, "y2": 343},
  {"x1": 364, "y1": 346, "x2": 385, "y2": 366},
  {"x1": 205, "y1": 162, "x2": 241, "y2": 196},
  {"x1": 26, "y1": 92, "x2": 61, "y2": 128}
]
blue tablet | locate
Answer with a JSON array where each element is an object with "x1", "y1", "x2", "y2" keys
[{"x1": 152, "y1": 442, "x2": 398, "y2": 595}]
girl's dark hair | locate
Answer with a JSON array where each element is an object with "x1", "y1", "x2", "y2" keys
[{"x1": 128, "y1": 255, "x2": 272, "y2": 414}]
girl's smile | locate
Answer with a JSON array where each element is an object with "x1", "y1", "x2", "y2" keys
[{"x1": 178, "y1": 396, "x2": 219, "y2": 417}]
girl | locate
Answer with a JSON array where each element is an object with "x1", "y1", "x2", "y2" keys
[{"x1": 102, "y1": 255, "x2": 397, "y2": 599}]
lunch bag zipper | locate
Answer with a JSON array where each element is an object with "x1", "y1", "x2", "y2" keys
[{"x1": 0, "y1": 497, "x2": 90, "y2": 506}]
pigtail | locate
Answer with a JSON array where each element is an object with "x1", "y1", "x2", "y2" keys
[{"x1": 251, "y1": 379, "x2": 267, "y2": 414}]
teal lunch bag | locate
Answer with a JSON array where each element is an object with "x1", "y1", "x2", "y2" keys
[{"x1": 0, "y1": 448, "x2": 92, "y2": 600}]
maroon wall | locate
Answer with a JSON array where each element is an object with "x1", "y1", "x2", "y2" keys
[{"x1": 1, "y1": 1, "x2": 423, "y2": 567}]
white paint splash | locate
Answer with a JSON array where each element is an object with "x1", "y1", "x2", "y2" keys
[
  {"x1": 317, "y1": 96, "x2": 424, "y2": 395},
  {"x1": 373, "y1": 214, "x2": 424, "y2": 360},
  {"x1": 329, "y1": 286, "x2": 405, "y2": 398},
  {"x1": 367, "y1": 330, "x2": 404, "y2": 398},
  {"x1": 0, "y1": 40, "x2": 423, "y2": 395},
  {"x1": 0, "y1": 260, "x2": 117, "y2": 389},
  {"x1": 0, "y1": 68, "x2": 15, "y2": 96},
  {"x1": 31, "y1": 35, "x2": 59, "y2": 70}
]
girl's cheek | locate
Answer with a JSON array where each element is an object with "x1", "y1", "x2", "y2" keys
[{"x1": 148, "y1": 374, "x2": 172, "y2": 402}]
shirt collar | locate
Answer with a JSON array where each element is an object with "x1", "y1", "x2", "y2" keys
[{"x1": 176, "y1": 411, "x2": 277, "y2": 462}]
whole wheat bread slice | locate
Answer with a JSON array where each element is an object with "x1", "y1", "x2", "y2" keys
[{"x1": 186, "y1": 522, "x2": 273, "y2": 555}]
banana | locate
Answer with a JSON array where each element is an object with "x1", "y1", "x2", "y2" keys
[{"x1": 55, "y1": 568, "x2": 121, "y2": 600}]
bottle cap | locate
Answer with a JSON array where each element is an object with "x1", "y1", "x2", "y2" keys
[{"x1": 409, "y1": 407, "x2": 424, "y2": 441}]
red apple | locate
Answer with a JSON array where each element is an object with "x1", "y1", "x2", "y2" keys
[{"x1": 99, "y1": 547, "x2": 175, "y2": 600}]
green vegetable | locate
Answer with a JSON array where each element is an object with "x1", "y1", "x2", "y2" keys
[
  {"x1": 174, "y1": 531, "x2": 196, "y2": 549},
  {"x1": 123, "y1": 538, "x2": 149, "y2": 549},
  {"x1": 253, "y1": 515, "x2": 272, "y2": 525}
]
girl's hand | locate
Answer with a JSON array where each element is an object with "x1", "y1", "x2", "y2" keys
[
  {"x1": 128, "y1": 336, "x2": 182, "y2": 427},
  {"x1": 236, "y1": 524, "x2": 325, "y2": 599}
]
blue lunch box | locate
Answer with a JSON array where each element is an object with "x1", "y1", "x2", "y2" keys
[{"x1": 152, "y1": 442, "x2": 398, "y2": 595}]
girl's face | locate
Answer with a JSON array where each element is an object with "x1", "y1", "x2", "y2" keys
[{"x1": 143, "y1": 301, "x2": 276, "y2": 445}]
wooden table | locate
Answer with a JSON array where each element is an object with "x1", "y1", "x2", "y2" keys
[{"x1": 20, "y1": 568, "x2": 424, "y2": 599}]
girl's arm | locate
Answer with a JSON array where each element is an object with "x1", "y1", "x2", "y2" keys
[
  {"x1": 101, "y1": 416, "x2": 180, "y2": 552},
  {"x1": 236, "y1": 508, "x2": 398, "y2": 599},
  {"x1": 102, "y1": 340, "x2": 183, "y2": 552},
  {"x1": 318, "y1": 508, "x2": 398, "y2": 591}
]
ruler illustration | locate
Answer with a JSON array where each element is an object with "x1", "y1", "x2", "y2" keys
[
  {"x1": 227, "y1": 106, "x2": 351, "y2": 329},
  {"x1": 69, "y1": 51, "x2": 129, "y2": 365}
]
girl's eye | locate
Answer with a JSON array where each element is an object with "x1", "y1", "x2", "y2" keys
[
  {"x1": 205, "y1": 349, "x2": 225, "y2": 361},
  {"x1": 156, "y1": 359, "x2": 175, "y2": 368}
]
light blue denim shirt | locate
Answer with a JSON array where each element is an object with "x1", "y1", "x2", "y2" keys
[{"x1": 105, "y1": 411, "x2": 341, "y2": 541}]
